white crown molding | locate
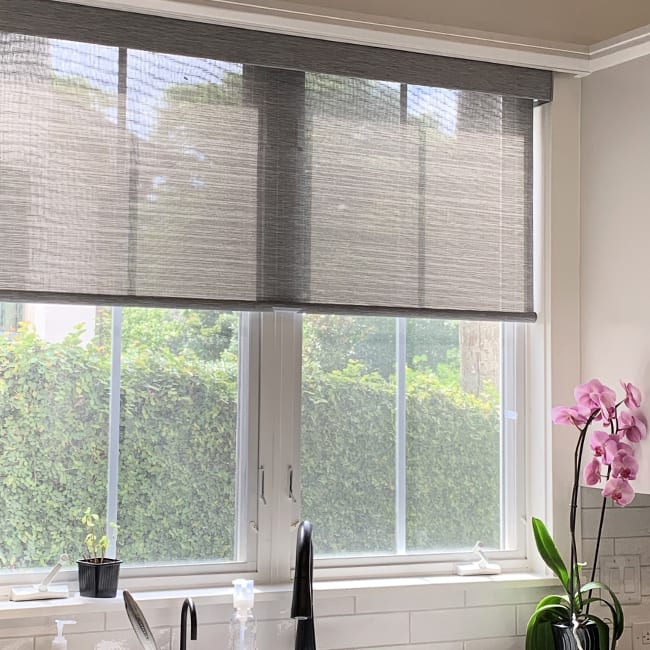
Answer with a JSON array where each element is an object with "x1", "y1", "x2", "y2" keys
[
  {"x1": 53, "y1": 0, "x2": 650, "y2": 75},
  {"x1": 588, "y1": 23, "x2": 650, "y2": 72}
]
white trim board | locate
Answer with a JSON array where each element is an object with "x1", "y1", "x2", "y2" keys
[{"x1": 50, "y1": 0, "x2": 650, "y2": 75}]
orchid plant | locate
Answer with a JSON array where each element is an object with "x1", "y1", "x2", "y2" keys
[{"x1": 527, "y1": 379, "x2": 646, "y2": 650}]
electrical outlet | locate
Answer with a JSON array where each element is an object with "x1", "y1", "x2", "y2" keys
[{"x1": 632, "y1": 623, "x2": 650, "y2": 650}]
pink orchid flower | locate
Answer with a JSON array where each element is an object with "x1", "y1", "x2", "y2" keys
[
  {"x1": 617, "y1": 441, "x2": 635, "y2": 457},
  {"x1": 612, "y1": 453, "x2": 639, "y2": 481},
  {"x1": 584, "y1": 458, "x2": 602, "y2": 486},
  {"x1": 575, "y1": 379, "x2": 616, "y2": 422},
  {"x1": 590, "y1": 430, "x2": 620, "y2": 465},
  {"x1": 551, "y1": 405, "x2": 589, "y2": 427},
  {"x1": 602, "y1": 477, "x2": 635, "y2": 506},
  {"x1": 619, "y1": 411, "x2": 647, "y2": 442},
  {"x1": 621, "y1": 380, "x2": 642, "y2": 410}
]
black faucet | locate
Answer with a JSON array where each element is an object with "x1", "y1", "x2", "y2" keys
[
  {"x1": 291, "y1": 520, "x2": 316, "y2": 650},
  {"x1": 180, "y1": 598, "x2": 198, "y2": 650}
]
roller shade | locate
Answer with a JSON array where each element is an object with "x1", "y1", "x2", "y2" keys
[{"x1": 0, "y1": 0, "x2": 549, "y2": 321}]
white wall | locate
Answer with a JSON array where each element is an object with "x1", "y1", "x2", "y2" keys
[
  {"x1": 25, "y1": 304, "x2": 96, "y2": 346},
  {"x1": 581, "y1": 53, "x2": 650, "y2": 493},
  {"x1": 579, "y1": 54, "x2": 650, "y2": 641}
]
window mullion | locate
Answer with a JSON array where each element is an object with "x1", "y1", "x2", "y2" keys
[
  {"x1": 105, "y1": 306, "x2": 122, "y2": 558},
  {"x1": 395, "y1": 317, "x2": 407, "y2": 555},
  {"x1": 257, "y1": 310, "x2": 302, "y2": 584}
]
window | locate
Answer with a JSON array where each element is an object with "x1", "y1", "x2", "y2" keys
[
  {"x1": 0, "y1": 302, "x2": 21, "y2": 335},
  {"x1": 301, "y1": 316, "x2": 504, "y2": 558},
  {"x1": 0, "y1": 0, "x2": 549, "y2": 584},
  {"x1": 0, "y1": 303, "x2": 254, "y2": 571}
]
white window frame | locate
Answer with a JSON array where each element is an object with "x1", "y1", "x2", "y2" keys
[
  {"x1": 116, "y1": 310, "x2": 262, "y2": 587},
  {"x1": 0, "y1": 308, "x2": 261, "y2": 592}
]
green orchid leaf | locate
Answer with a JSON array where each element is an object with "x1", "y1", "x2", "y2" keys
[
  {"x1": 532, "y1": 602, "x2": 571, "y2": 619},
  {"x1": 532, "y1": 517, "x2": 570, "y2": 592},
  {"x1": 532, "y1": 594, "x2": 570, "y2": 613},
  {"x1": 580, "y1": 581, "x2": 624, "y2": 640},
  {"x1": 582, "y1": 598, "x2": 618, "y2": 633},
  {"x1": 584, "y1": 613, "x2": 612, "y2": 650},
  {"x1": 526, "y1": 619, "x2": 555, "y2": 650}
]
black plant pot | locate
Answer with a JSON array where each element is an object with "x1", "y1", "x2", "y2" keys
[
  {"x1": 77, "y1": 559, "x2": 122, "y2": 598},
  {"x1": 551, "y1": 621, "x2": 606, "y2": 650}
]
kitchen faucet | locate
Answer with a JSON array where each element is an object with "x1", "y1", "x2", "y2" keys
[
  {"x1": 180, "y1": 598, "x2": 198, "y2": 650},
  {"x1": 291, "y1": 520, "x2": 316, "y2": 650}
]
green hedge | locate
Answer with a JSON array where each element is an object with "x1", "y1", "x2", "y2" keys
[
  {"x1": 301, "y1": 362, "x2": 499, "y2": 555},
  {"x1": 0, "y1": 324, "x2": 238, "y2": 566},
  {"x1": 0, "y1": 321, "x2": 498, "y2": 568}
]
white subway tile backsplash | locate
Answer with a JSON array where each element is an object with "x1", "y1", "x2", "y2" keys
[
  {"x1": 356, "y1": 585, "x2": 464, "y2": 613},
  {"x1": 615, "y1": 538, "x2": 650, "y2": 565},
  {"x1": 463, "y1": 636, "x2": 523, "y2": 650},
  {"x1": 581, "y1": 488, "x2": 608, "y2": 509},
  {"x1": 583, "y1": 506, "x2": 650, "y2": 538},
  {"x1": 411, "y1": 606, "x2": 516, "y2": 643},
  {"x1": 35, "y1": 629, "x2": 170, "y2": 650},
  {"x1": 0, "y1": 638, "x2": 34, "y2": 650},
  {"x1": 465, "y1": 586, "x2": 552, "y2": 608},
  {"x1": 316, "y1": 613, "x2": 409, "y2": 650},
  {"x1": 0, "y1": 614, "x2": 105, "y2": 638},
  {"x1": 244, "y1": 597, "x2": 291, "y2": 622},
  {"x1": 257, "y1": 620, "x2": 296, "y2": 649},
  {"x1": 515, "y1": 604, "x2": 535, "y2": 636},
  {"x1": 350, "y1": 641, "x2": 463, "y2": 650},
  {"x1": 315, "y1": 598, "x2": 356, "y2": 618},
  {"x1": 170, "y1": 622, "x2": 227, "y2": 650},
  {"x1": 582, "y1": 537, "x2": 614, "y2": 563}
]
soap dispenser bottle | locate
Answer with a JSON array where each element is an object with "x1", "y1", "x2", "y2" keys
[
  {"x1": 229, "y1": 579, "x2": 256, "y2": 650},
  {"x1": 52, "y1": 619, "x2": 76, "y2": 650}
]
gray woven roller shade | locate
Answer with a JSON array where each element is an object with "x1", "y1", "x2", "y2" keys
[{"x1": 0, "y1": 0, "x2": 549, "y2": 321}]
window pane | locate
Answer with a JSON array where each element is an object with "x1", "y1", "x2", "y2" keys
[
  {"x1": 0, "y1": 303, "x2": 242, "y2": 569},
  {"x1": 301, "y1": 315, "x2": 502, "y2": 557},
  {"x1": 118, "y1": 307, "x2": 241, "y2": 564},
  {"x1": 405, "y1": 320, "x2": 501, "y2": 552},
  {"x1": 301, "y1": 315, "x2": 396, "y2": 555}
]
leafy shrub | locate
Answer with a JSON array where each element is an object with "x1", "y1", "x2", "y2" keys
[{"x1": 0, "y1": 314, "x2": 498, "y2": 568}]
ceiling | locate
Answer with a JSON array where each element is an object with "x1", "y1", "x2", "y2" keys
[{"x1": 231, "y1": 0, "x2": 650, "y2": 46}]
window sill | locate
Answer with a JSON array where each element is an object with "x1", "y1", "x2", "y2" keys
[{"x1": 0, "y1": 573, "x2": 557, "y2": 621}]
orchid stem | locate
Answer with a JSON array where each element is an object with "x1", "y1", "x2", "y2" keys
[
  {"x1": 569, "y1": 409, "x2": 598, "y2": 619},
  {"x1": 585, "y1": 467, "x2": 611, "y2": 616}
]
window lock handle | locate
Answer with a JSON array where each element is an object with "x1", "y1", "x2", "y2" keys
[
  {"x1": 259, "y1": 465, "x2": 267, "y2": 505},
  {"x1": 288, "y1": 465, "x2": 296, "y2": 503}
]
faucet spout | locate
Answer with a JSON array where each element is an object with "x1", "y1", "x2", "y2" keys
[
  {"x1": 291, "y1": 521, "x2": 315, "y2": 650},
  {"x1": 180, "y1": 598, "x2": 198, "y2": 650}
]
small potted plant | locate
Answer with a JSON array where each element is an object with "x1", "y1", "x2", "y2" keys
[{"x1": 77, "y1": 508, "x2": 121, "y2": 598}]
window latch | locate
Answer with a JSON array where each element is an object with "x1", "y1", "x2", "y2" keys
[
  {"x1": 259, "y1": 465, "x2": 267, "y2": 505},
  {"x1": 288, "y1": 465, "x2": 296, "y2": 503}
]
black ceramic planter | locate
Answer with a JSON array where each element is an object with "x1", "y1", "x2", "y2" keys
[
  {"x1": 551, "y1": 621, "x2": 605, "y2": 650},
  {"x1": 77, "y1": 559, "x2": 122, "y2": 598}
]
